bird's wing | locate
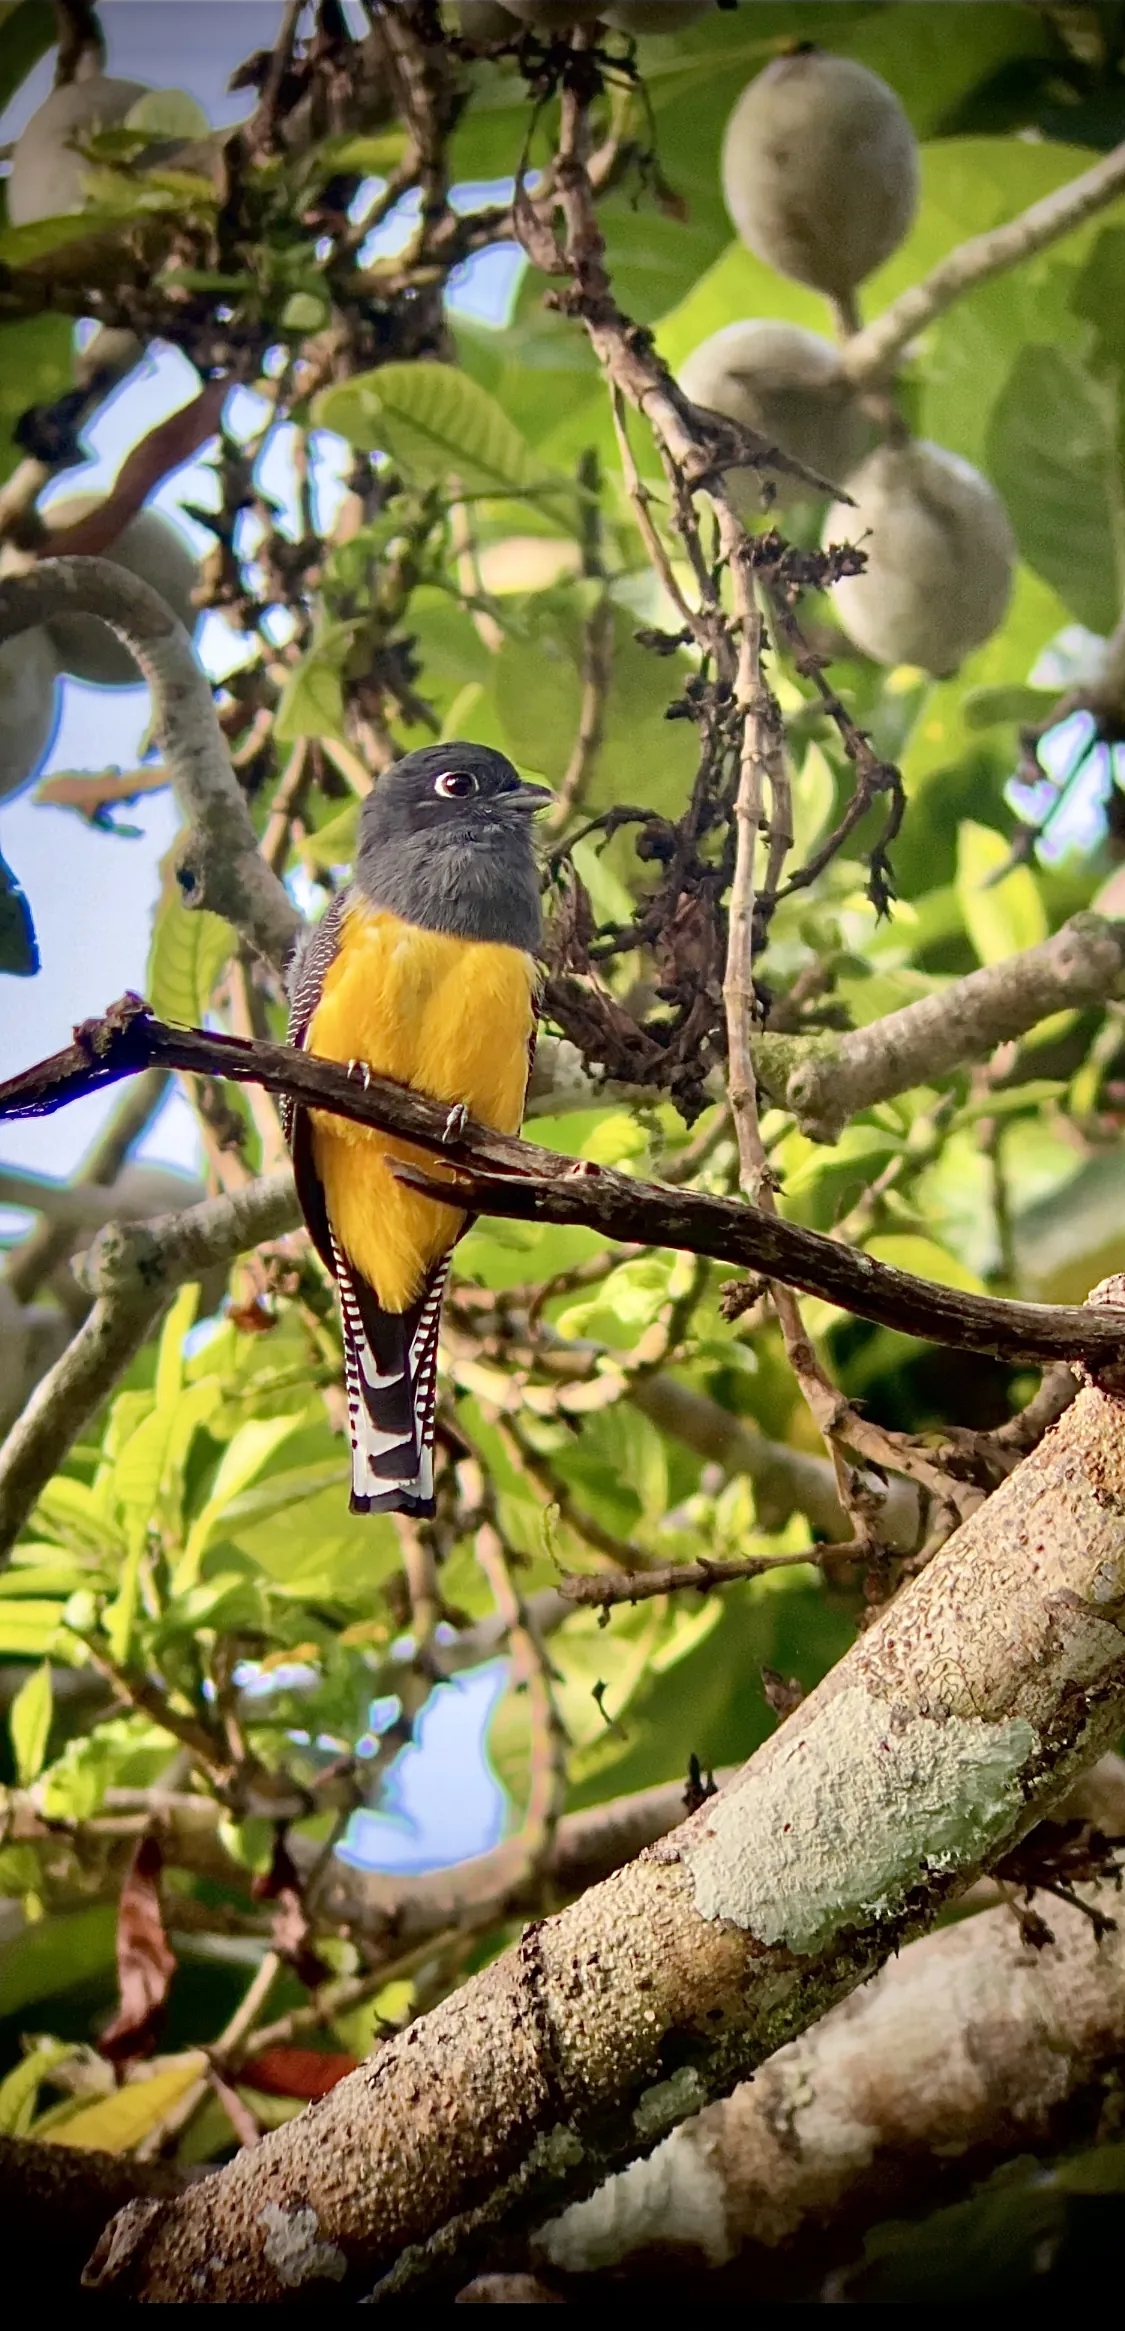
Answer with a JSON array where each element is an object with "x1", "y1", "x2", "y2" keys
[{"x1": 283, "y1": 894, "x2": 349, "y2": 1276}]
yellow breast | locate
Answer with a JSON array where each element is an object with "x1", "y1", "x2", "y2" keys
[{"x1": 306, "y1": 904, "x2": 537, "y2": 1311}]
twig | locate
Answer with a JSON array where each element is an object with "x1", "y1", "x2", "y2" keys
[
  {"x1": 4, "y1": 1067, "x2": 170, "y2": 1305},
  {"x1": 466, "y1": 1459, "x2": 568, "y2": 1893},
  {"x1": 558, "y1": 1543, "x2": 847, "y2": 1610},
  {"x1": 35, "y1": 382, "x2": 227, "y2": 561},
  {"x1": 843, "y1": 139, "x2": 1125, "y2": 389}
]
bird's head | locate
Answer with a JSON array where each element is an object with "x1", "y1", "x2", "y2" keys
[{"x1": 354, "y1": 742, "x2": 552, "y2": 948}]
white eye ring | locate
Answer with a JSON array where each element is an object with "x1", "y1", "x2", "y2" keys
[{"x1": 434, "y1": 770, "x2": 478, "y2": 799}]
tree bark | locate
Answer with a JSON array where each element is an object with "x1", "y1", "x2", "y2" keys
[
  {"x1": 539, "y1": 1760, "x2": 1125, "y2": 2288},
  {"x1": 83, "y1": 1343, "x2": 1125, "y2": 2302}
]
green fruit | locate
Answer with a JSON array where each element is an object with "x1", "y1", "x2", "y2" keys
[
  {"x1": 678, "y1": 320, "x2": 869, "y2": 510},
  {"x1": 0, "y1": 628, "x2": 60, "y2": 805},
  {"x1": 502, "y1": 2, "x2": 606, "y2": 25},
  {"x1": 7, "y1": 73, "x2": 151, "y2": 224},
  {"x1": 455, "y1": 0, "x2": 520, "y2": 35},
  {"x1": 721, "y1": 52, "x2": 918, "y2": 299},
  {"x1": 42, "y1": 497, "x2": 201, "y2": 688},
  {"x1": 823, "y1": 441, "x2": 1015, "y2": 677},
  {"x1": 604, "y1": 2, "x2": 714, "y2": 29}
]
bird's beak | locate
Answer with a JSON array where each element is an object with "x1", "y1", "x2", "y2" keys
[{"x1": 501, "y1": 781, "x2": 554, "y2": 815}]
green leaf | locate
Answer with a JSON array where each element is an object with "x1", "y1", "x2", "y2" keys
[
  {"x1": 0, "y1": 2039, "x2": 72, "y2": 2139},
  {"x1": 956, "y1": 821, "x2": 1048, "y2": 966},
  {"x1": 274, "y1": 649, "x2": 348, "y2": 744},
  {"x1": 0, "y1": 847, "x2": 39, "y2": 976},
  {"x1": 863, "y1": 1232, "x2": 988, "y2": 1297},
  {"x1": 0, "y1": 1903, "x2": 115, "y2": 2019},
  {"x1": 0, "y1": 0, "x2": 55, "y2": 116},
  {"x1": 147, "y1": 872, "x2": 233, "y2": 1026},
  {"x1": 986, "y1": 345, "x2": 1124, "y2": 634},
  {"x1": 0, "y1": 315, "x2": 74, "y2": 487},
  {"x1": 9, "y1": 1661, "x2": 53, "y2": 1785},
  {"x1": 299, "y1": 799, "x2": 360, "y2": 872},
  {"x1": 43, "y1": 2055, "x2": 207, "y2": 2154},
  {"x1": 124, "y1": 88, "x2": 212, "y2": 139},
  {"x1": 0, "y1": 1602, "x2": 67, "y2": 1658},
  {"x1": 313, "y1": 362, "x2": 560, "y2": 501},
  {"x1": 180, "y1": 1415, "x2": 306, "y2": 1580}
]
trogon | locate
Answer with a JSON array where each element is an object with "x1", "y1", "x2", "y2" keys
[{"x1": 283, "y1": 742, "x2": 549, "y2": 1517}]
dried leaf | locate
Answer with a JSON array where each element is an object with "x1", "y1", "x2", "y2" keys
[
  {"x1": 99, "y1": 1833, "x2": 177, "y2": 2064},
  {"x1": 240, "y1": 2046, "x2": 358, "y2": 2102}
]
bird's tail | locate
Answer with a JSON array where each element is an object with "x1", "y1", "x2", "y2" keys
[{"x1": 332, "y1": 1235, "x2": 448, "y2": 1517}]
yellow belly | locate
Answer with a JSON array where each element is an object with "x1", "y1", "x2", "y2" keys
[{"x1": 306, "y1": 904, "x2": 537, "y2": 1311}]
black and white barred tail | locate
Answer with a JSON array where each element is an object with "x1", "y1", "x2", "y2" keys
[{"x1": 332, "y1": 1234, "x2": 448, "y2": 1517}]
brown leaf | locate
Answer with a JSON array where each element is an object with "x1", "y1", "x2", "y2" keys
[
  {"x1": 99, "y1": 1833, "x2": 177, "y2": 2065},
  {"x1": 34, "y1": 768, "x2": 170, "y2": 821},
  {"x1": 240, "y1": 2046, "x2": 358, "y2": 2101}
]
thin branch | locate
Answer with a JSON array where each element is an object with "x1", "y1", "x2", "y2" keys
[
  {"x1": 0, "y1": 563, "x2": 301, "y2": 975},
  {"x1": 558, "y1": 1543, "x2": 847, "y2": 1610},
  {"x1": 785, "y1": 915, "x2": 1125, "y2": 1143},
  {"x1": 842, "y1": 138, "x2": 1125, "y2": 388},
  {"x1": 36, "y1": 382, "x2": 227, "y2": 561},
  {"x1": 468, "y1": 1463, "x2": 568, "y2": 1892}
]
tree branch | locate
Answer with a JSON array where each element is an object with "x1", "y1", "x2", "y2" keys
[
  {"x1": 539, "y1": 1764, "x2": 1125, "y2": 2290},
  {"x1": 4, "y1": 1004, "x2": 1125, "y2": 1382},
  {"x1": 82, "y1": 1336, "x2": 1125, "y2": 2300},
  {"x1": 842, "y1": 138, "x2": 1125, "y2": 389},
  {"x1": 784, "y1": 915, "x2": 1125, "y2": 1143},
  {"x1": 0, "y1": 1169, "x2": 298, "y2": 1558},
  {"x1": 0, "y1": 562, "x2": 301, "y2": 974}
]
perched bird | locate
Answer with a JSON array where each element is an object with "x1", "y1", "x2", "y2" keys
[{"x1": 284, "y1": 742, "x2": 550, "y2": 1516}]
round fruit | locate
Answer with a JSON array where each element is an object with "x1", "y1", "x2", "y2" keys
[
  {"x1": 455, "y1": 0, "x2": 520, "y2": 35},
  {"x1": 0, "y1": 628, "x2": 60, "y2": 805},
  {"x1": 721, "y1": 51, "x2": 918, "y2": 300},
  {"x1": 42, "y1": 498, "x2": 200, "y2": 688},
  {"x1": 7, "y1": 73, "x2": 151, "y2": 225},
  {"x1": 604, "y1": 3, "x2": 715, "y2": 29},
  {"x1": 502, "y1": 2, "x2": 606, "y2": 25},
  {"x1": 823, "y1": 440, "x2": 1016, "y2": 676},
  {"x1": 678, "y1": 320, "x2": 869, "y2": 510}
]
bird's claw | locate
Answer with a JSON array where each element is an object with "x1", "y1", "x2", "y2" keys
[
  {"x1": 442, "y1": 1103, "x2": 469, "y2": 1146},
  {"x1": 347, "y1": 1058, "x2": 373, "y2": 1089}
]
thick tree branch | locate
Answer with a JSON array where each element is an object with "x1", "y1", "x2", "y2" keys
[
  {"x1": 0, "y1": 2135, "x2": 190, "y2": 2302},
  {"x1": 83, "y1": 1334, "x2": 1125, "y2": 2300},
  {"x1": 539, "y1": 1766, "x2": 1125, "y2": 2289},
  {"x1": 0, "y1": 1170, "x2": 298, "y2": 1558},
  {"x1": 784, "y1": 915, "x2": 1125, "y2": 1143},
  {"x1": 0, "y1": 561, "x2": 301, "y2": 974},
  {"x1": 842, "y1": 138, "x2": 1125, "y2": 389},
  {"x1": 4, "y1": 1004, "x2": 1125, "y2": 1378}
]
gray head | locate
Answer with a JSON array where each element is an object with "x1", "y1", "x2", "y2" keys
[{"x1": 353, "y1": 742, "x2": 550, "y2": 952}]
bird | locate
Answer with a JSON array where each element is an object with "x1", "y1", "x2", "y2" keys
[{"x1": 283, "y1": 741, "x2": 550, "y2": 1517}]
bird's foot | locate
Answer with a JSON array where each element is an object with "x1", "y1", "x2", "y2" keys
[
  {"x1": 346, "y1": 1058, "x2": 373, "y2": 1089},
  {"x1": 442, "y1": 1103, "x2": 469, "y2": 1146}
]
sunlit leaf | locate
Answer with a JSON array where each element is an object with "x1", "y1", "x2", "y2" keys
[
  {"x1": 313, "y1": 362, "x2": 562, "y2": 502},
  {"x1": 9, "y1": 1661, "x2": 53, "y2": 1785},
  {"x1": 956, "y1": 820, "x2": 1048, "y2": 966},
  {"x1": 43, "y1": 2055, "x2": 207, "y2": 2153}
]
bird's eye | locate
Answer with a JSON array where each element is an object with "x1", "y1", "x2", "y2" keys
[{"x1": 434, "y1": 770, "x2": 478, "y2": 799}]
